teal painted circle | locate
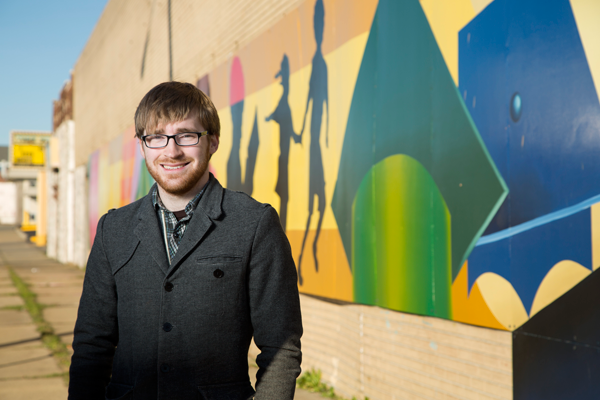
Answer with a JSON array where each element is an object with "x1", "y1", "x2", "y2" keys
[{"x1": 510, "y1": 92, "x2": 522, "y2": 122}]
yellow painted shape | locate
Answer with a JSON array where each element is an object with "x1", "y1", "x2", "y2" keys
[
  {"x1": 592, "y1": 202, "x2": 600, "y2": 270},
  {"x1": 212, "y1": 105, "x2": 231, "y2": 185},
  {"x1": 476, "y1": 272, "x2": 529, "y2": 330},
  {"x1": 214, "y1": 31, "x2": 369, "y2": 233},
  {"x1": 571, "y1": 0, "x2": 600, "y2": 102},
  {"x1": 285, "y1": 64, "x2": 311, "y2": 229},
  {"x1": 287, "y1": 31, "x2": 369, "y2": 231},
  {"x1": 98, "y1": 146, "x2": 111, "y2": 216},
  {"x1": 287, "y1": 228, "x2": 353, "y2": 302},
  {"x1": 210, "y1": 32, "x2": 367, "y2": 300},
  {"x1": 419, "y1": 0, "x2": 475, "y2": 85},
  {"x1": 451, "y1": 261, "x2": 507, "y2": 330},
  {"x1": 529, "y1": 260, "x2": 590, "y2": 317},
  {"x1": 109, "y1": 160, "x2": 123, "y2": 210},
  {"x1": 470, "y1": 0, "x2": 494, "y2": 15}
]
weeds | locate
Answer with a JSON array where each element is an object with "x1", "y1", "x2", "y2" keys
[
  {"x1": 7, "y1": 267, "x2": 71, "y2": 384},
  {"x1": 0, "y1": 372, "x2": 68, "y2": 382},
  {"x1": 297, "y1": 369, "x2": 369, "y2": 400},
  {"x1": 0, "y1": 304, "x2": 25, "y2": 311}
]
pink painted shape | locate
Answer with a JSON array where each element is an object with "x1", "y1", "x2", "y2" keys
[
  {"x1": 230, "y1": 57, "x2": 245, "y2": 105},
  {"x1": 121, "y1": 136, "x2": 137, "y2": 206}
]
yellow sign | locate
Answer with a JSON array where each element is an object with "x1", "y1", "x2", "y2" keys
[{"x1": 10, "y1": 132, "x2": 51, "y2": 167}]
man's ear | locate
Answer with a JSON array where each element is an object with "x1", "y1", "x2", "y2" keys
[
  {"x1": 209, "y1": 134, "x2": 220, "y2": 155},
  {"x1": 138, "y1": 138, "x2": 146, "y2": 159}
]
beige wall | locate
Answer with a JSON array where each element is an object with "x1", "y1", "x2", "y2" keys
[
  {"x1": 251, "y1": 295, "x2": 512, "y2": 400},
  {"x1": 73, "y1": 0, "x2": 305, "y2": 166}
]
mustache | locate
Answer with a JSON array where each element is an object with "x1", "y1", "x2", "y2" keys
[{"x1": 155, "y1": 157, "x2": 193, "y2": 164}]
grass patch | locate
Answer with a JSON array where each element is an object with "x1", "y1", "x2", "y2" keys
[
  {"x1": 0, "y1": 304, "x2": 25, "y2": 311},
  {"x1": 297, "y1": 369, "x2": 369, "y2": 400},
  {"x1": 0, "y1": 371, "x2": 69, "y2": 382},
  {"x1": 7, "y1": 266, "x2": 71, "y2": 384},
  {"x1": 0, "y1": 303, "x2": 54, "y2": 312}
]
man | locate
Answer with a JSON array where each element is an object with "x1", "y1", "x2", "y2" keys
[{"x1": 69, "y1": 82, "x2": 303, "y2": 400}]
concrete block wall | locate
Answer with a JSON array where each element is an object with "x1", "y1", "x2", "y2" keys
[
  {"x1": 249, "y1": 294, "x2": 512, "y2": 400},
  {"x1": 298, "y1": 295, "x2": 511, "y2": 400}
]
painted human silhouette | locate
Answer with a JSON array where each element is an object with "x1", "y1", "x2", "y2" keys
[
  {"x1": 227, "y1": 57, "x2": 259, "y2": 194},
  {"x1": 265, "y1": 54, "x2": 301, "y2": 232},
  {"x1": 297, "y1": 0, "x2": 329, "y2": 285}
]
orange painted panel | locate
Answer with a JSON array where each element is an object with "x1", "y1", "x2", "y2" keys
[{"x1": 452, "y1": 261, "x2": 507, "y2": 330}]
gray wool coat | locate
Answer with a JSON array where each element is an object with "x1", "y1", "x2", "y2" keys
[{"x1": 69, "y1": 175, "x2": 303, "y2": 400}]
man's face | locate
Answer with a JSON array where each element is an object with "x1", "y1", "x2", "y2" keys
[{"x1": 139, "y1": 112, "x2": 219, "y2": 197}]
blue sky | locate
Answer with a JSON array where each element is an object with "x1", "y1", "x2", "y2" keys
[{"x1": 0, "y1": 0, "x2": 108, "y2": 146}]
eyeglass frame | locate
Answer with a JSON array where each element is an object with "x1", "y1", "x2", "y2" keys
[{"x1": 141, "y1": 131, "x2": 209, "y2": 148}]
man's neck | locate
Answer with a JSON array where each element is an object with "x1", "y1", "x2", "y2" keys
[{"x1": 157, "y1": 175, "x2": 209, "y2": 211}]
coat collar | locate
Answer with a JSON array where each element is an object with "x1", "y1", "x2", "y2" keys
[
  {"x1": 134, "y1": 173, "x2": 225, "y2": 275},
  {"x1": 195, "y1": 173, "x2": 224, "y2": 221},
  {"x1": 167, "y1": 174, "x2": 224, "y2": 272},
  {"x1": 133, "y1": 189, "x2": 170, "y2": 274}
]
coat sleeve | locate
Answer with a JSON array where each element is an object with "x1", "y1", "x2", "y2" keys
[
  {"x1": 69, "y1": 213, "x2": 118, "y2": 400},
  {"x1": 249, "y1": 205, "x2": 303, "y2": 400}
]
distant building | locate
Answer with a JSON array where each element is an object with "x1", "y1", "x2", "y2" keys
[
  {"x1": 0, "y1": 146, "x2": 8, "y2": 179},
  {"x1": 47, "y1": 78, "x2": 79, "y2": 264}
]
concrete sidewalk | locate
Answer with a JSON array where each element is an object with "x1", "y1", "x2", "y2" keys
[
  {"x1": 0, "y1": 226, "x2": 321, "y2": 400},
  {"x1": 0, "y1": 225, "x2": 78, "y2": 400}
]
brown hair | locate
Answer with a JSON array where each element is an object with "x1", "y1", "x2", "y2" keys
[{"x1": 134, "y1": 81, "x2": 220, "y2": 138}]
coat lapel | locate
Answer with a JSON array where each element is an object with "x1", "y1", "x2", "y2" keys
[
  {"x1": 167, "y1": 175, "x2": 224, "y2": 274},
  {"x1": 134, "y1": 189, "x2": 170, "y2": 274}
]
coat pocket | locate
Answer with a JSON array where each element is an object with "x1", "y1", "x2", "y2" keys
[
  {"x1": 197, "y1": 380, "x2": 255, "y2": 400},
  {"x1": 195, "y1": 256, "x2": 244, "y2": 317},
  {"x1": 105, "y1": 382, "x2": 133, "y2": 400}
]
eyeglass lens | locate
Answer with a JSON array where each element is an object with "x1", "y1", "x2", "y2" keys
[{"x1": 145, "y1": 133, "x2": 199, "y2": 148}]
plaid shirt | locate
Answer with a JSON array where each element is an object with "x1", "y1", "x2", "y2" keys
[{"x1": 152, "y1": 185, "x2": 206, "y2": 264}]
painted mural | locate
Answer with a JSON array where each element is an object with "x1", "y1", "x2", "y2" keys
[{"x1": 88, "y1": 0, "x2": 600, "y2": 334}]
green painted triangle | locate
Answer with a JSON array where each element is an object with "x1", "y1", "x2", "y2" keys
[{"x1": 331, "y1": 0, "x2": 507, "y2": 280}]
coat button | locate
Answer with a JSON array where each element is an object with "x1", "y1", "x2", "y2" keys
[
  {"x1": 163, "y1": 322, "x2": 173, "y2": 332},
  {"x1": 160, "y1": 363, "x2": 170, "y2": 373},
  {"x1": 213, "y1": 269, "x2": 224, "y2": 278},
  {"x1": 164, "y1": 282, "x2": 174, "y2": 292}
]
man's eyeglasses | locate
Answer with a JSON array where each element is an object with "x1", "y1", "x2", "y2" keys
[{"x1": 142, "y1": 131, "x2": 208, "y2": 148}]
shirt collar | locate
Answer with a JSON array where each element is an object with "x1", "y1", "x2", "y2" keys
[{"x1": 152, "y1": 183, "x2": 207, "y2": 217}]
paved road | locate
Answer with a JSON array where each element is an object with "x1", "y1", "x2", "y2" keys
[{"x1": 0, "y1": 226, "x2": 322, "y2": 400}]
